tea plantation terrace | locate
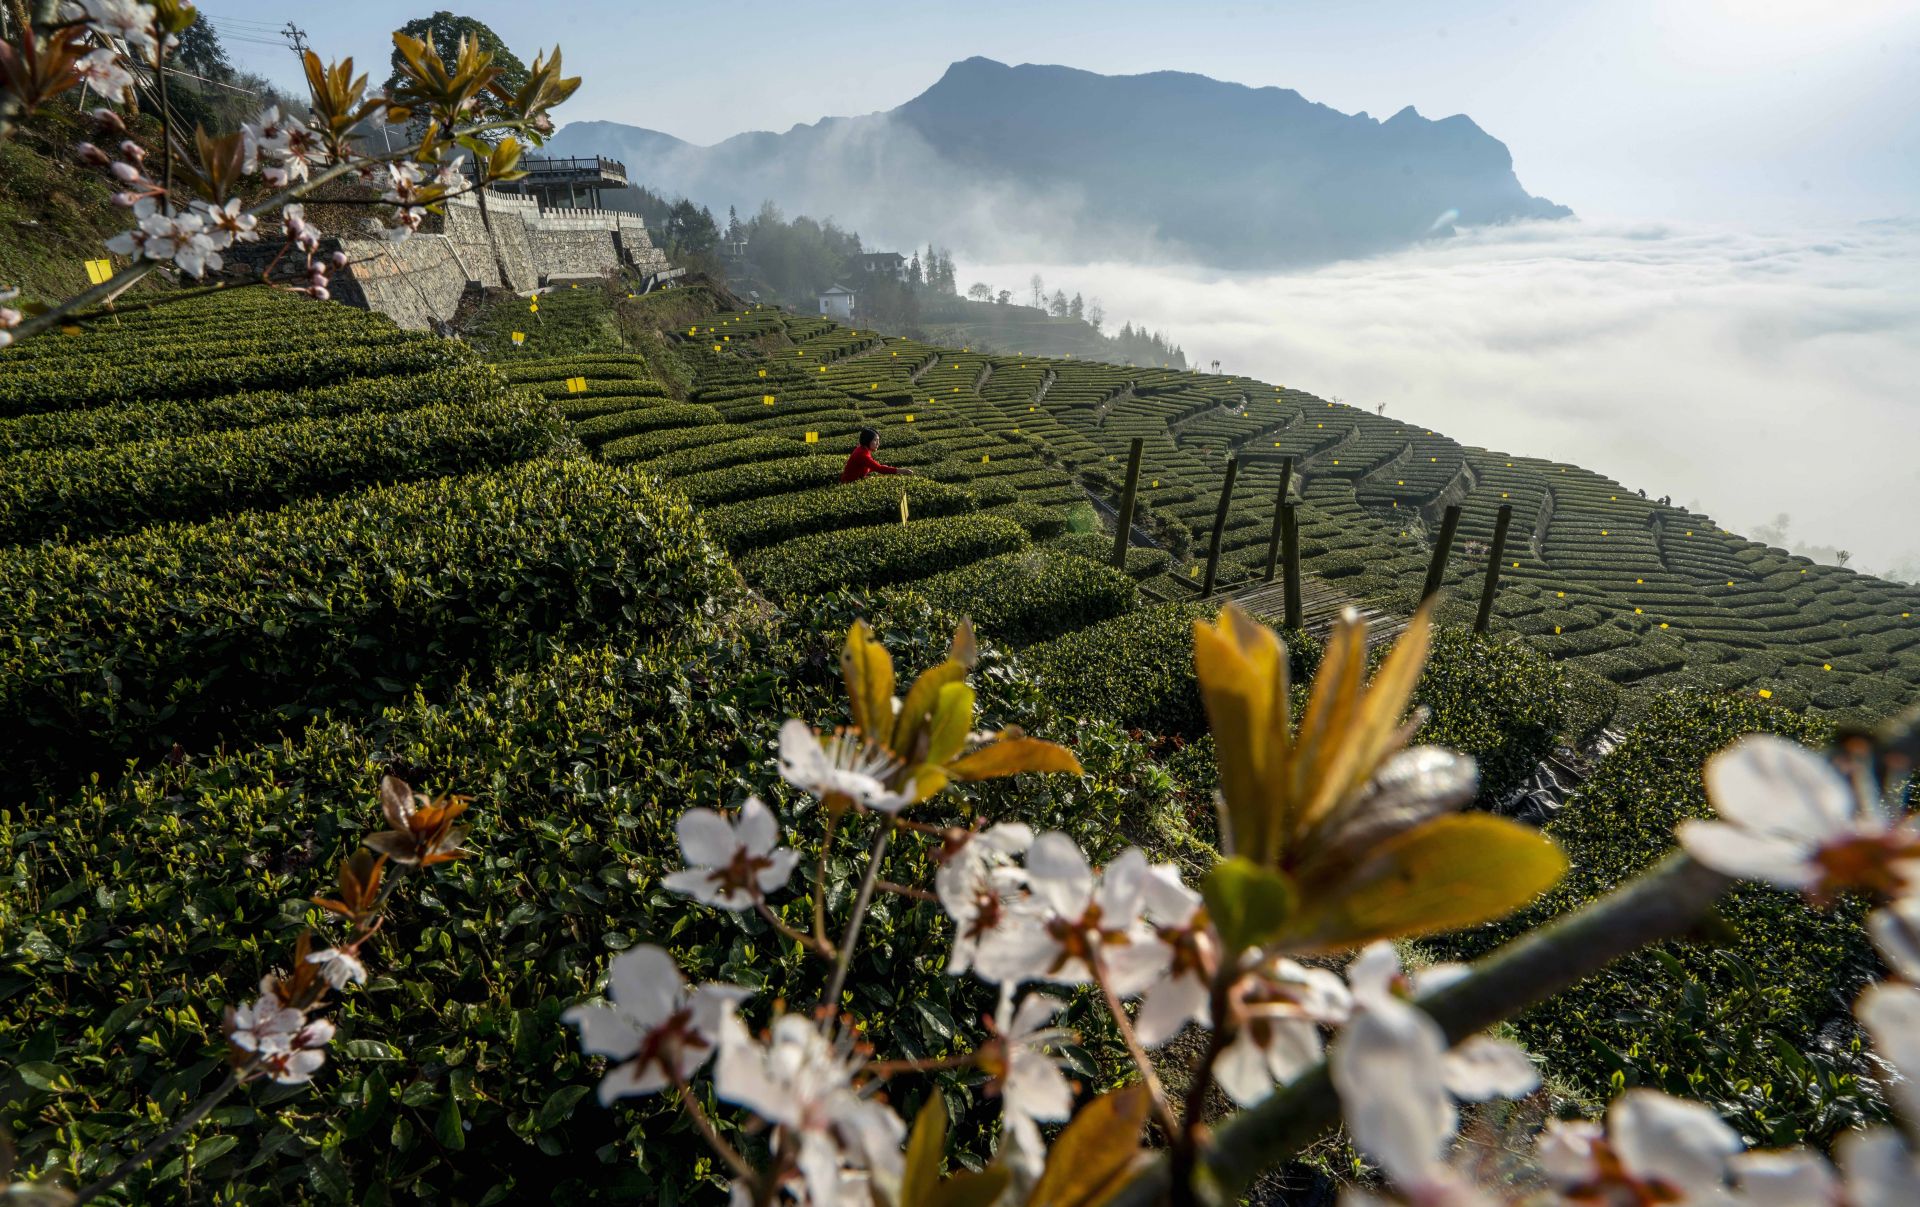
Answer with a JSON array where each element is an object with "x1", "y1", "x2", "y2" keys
[{"x1": 613, "y1": 303, "x2": 1920, "y2": 728}]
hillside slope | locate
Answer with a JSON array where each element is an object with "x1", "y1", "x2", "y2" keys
[{"x1": 550, "y1": 57, "x2": 1568, "y2": 267}]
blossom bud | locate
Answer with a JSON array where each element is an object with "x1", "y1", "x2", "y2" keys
[
  {"x1": 111, "y1": 191, "x2": 140, "y2": 208},
  {"x1": 329, "y1": 251, "x2": 348, "y2": 269},
  {"x1": 91, "y1": 108, "x2": 127, "y2": 135},
  {"x1": 75, "y1": 142, "x2": 111, "y2": 167},
  {"x1": 309, "y1": 286, "x2": 330, "y2": 301},
  {"x1": 119, "y1": 140, "x2": 146, "y2": 163},
  {"x1": 110, "y1": 162, "x2": 141, "y2": 183}
]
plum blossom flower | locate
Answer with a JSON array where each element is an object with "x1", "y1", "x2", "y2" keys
[
  {"x1": 972, "y1": 836, "x2": 1167, "y2": 995},
  {"x1": 1536, "y1": 1091, "x2": 1741, "y2": 1202},
  {"x1": 1678, "y1": 735, "x2": 1920, "y2": 903},
  {"x1": 1346, "y1": 944, "x2": 1539, "y2": 1101},
  {"x1": 1214, "y1": 958, "x2": 1350, "y2": 1107},
  {"x1": 980, "y1": 990, "x2": 1075, "y2": 1180},
  {"x1": 716, "y1": 1014, "x2": 905, "y2": 1206},
  {"x1": 73, "y1": 48, "x2": 136, "y2": 104},
  {"x1": 662, "y1": 796, "x2": 798, "y2": 910},
  {"x1": 193, "y1": 197, "x2": 258, "y2": 248},
  {"x1": 1133, "y1": 864, "x2": 1219, "y2": 1048},
  {"x1": 562, "y1": 945, "x2": 751, "y2": 1104},
  {"x1": 70, "y1": 0, "x2": 159, "y2": 57},
  {"x1": 304, "y1": 946, "x2": 368, "y2": 990},
  {"x1": 225, "y1": 982, "x2": 304, "y2": 1054},
  {"x1": 779, "y1": 719, "x2": 914, "y2": 814},
  {"x1": 224, "y1": 981, "x2": 335, "y2": 1085},
  {"x1": 933, "y1": 821, "x2": 1032, "y2": 976},
  {"x1": 257, "y1": 1017, "x2": 335, "y2": 1085}
]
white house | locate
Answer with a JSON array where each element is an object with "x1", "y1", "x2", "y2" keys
[{"x1": 817, "y1": 284, "x2": 856, "y2": 320}]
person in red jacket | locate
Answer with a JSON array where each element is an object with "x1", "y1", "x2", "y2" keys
[{"x1": 841, "y1": 427, "x2": 911, "y2": 483}]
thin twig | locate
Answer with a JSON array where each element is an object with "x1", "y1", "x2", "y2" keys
[
  {"x1": 71, "y1": 1069, "x2": 243, "y2": 1205},
  {"x1": 1092, "y1": 952, "x2": 1182, "y2": 1140},
  {"x1": 755, "y1": 898, "x2": 834, "y2": 959},
  {"x1": 864, "y1": 1050, "x2": 979, "y2": 1079},
  {"x1": 821, "y1": 822, "x2": 892, "y2": 1010},
  {"x1": 875, "y1": 879, "x2": 936, "y2": 903},
  {"x1": 813, "y1": 808, "x2": 837, "y2": 951},
  {"x1": 1104, "y1": 852, "x2": 1733, "y2": 1206},
  {"x1": 673, "y1": 1076, "x2": 757, "y2": 1186}
]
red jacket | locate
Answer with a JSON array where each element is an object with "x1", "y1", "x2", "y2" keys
[{"x1": 840, "y1": 445, "x2": 900, "y2": 483}]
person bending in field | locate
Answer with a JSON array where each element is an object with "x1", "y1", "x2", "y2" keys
[{"x1": 841, "y1": 427, "x2": 912, "y2": 483}]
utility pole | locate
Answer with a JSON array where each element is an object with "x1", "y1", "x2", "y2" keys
[{"x1": 281, "y1": 22, "x2": 309, "y2": 58}]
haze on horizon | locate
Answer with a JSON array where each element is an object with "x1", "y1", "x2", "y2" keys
[{"x1": 201, "y1": 0, "x2": 1920, "y2": 575}]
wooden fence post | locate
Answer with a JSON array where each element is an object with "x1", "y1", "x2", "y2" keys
[
  {"x1": 1202, "y1": 456, "x2": 1240, "y2": 597},
  {"x1": 1281, "y1": 503, "x2": 1303, "y2": 631},
  {"x1": 1421, "y1": 504, "x2": 1463, "y2": 605},
  {"x1": 1262, "y1": 458, "x2": 1295, "y2": 583},
  {"x1": 1112, "y1": 437, "x2": 1145, "y2": 571},
  {"x1": 1475, "y1": 504, "x2": 1514, "y2": 635}
]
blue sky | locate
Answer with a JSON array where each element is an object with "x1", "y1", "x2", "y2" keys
[{"x1": 202, "y1": 0, "x2": 1917, "y2": 225}]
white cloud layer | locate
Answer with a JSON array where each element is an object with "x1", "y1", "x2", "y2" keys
[{"x1": 969, "y1": 217, "x2": 1920, "y2": 579}]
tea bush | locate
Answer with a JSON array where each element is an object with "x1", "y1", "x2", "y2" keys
[
  {"x1": 738, "y1": 514, "x2": 1030, "y2": 598},
  {"x1": 569, "y1": 402, "x2": 725, "y2": 446},
  {"x1": 1431, "y1": 691, "x2": 1884, "y2": 1147},
  {"x1": 0, "y1": 395, "x2": 564, "y2": 545},
  {"x1": 906, "y1": 548, "x2": 1139, "y2": 645},
  {"x1": 0, "y1": 457, "x2": 734, "y2": 795},
  {"x1": 702, "y1": 476, "x2": 980, "y2": 553},
  {"x1": 1398, "y1": 629, "x2": 1567, "y2": 804}
]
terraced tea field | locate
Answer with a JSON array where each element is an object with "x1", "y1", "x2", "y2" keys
[{"x1": 627, "y1": 302, "x2": 1920, "y2": 726}]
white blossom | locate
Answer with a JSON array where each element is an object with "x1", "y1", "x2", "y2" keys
[
  {"x1": 934, "y1": 822, "x2": 1032, "y2": 976},
  {"x1": 1133, "y1": 863, "x2": 1219, "y2": 1048},
  {"x1": 1346, "y1": 944, "x2": 1538, "y2": 1101},
  {"x1": 662, "y1": 796, "x2": 799, "y2": 910},
  {"x1": 73, "y1": 48, "x2": 136, "y2": 104},
  {"x1": 193, "y1": 197, "x2": 258, "y2": 248},
  {"x1": 1213, "y1": 958, "x2": 1348, "y2": 1106},
  {"x1": 1869, "y1": 895, "x2": 1920, "y2": 981},
  {"x1": 971, "y1": 836, "x2": 1166, "y2": 994},
  {"x1": 1838, "y1": 1127, "x2": 1920, "y2": 1207},
  {"x1": 258, "y1": 1017, "x2": 335, "y2": 1085},
  {"x1": 1857, "y1": 981, "x2": 1920, "y2": 1123},
  {"x1": 226, "y1": 983, "x2": 303, "y2": 1054},
  {"x1": 1728, "y1": 1149, "x2": 1842, "y2": 1207},
  {"x1": 304, "y1": 946, "x2": 367, "y2": 990},
  {"x1": 985, "y1": 991, "x2": 1075, "y2": 1176},
  {"x1": 1536, "y1": 1090, "x2": 1741, "y2": 1202},
  {"x1": 562, "y1": 944, "x2": 751, "y2": 1104},
  {"x1": 1329, "y1": 982, "x2": 1468, "y2": 1201},
  {"x1": 778, "y1": 719, "x2": 914, "y2": 814},
  {"x1": 1678, "y1": 735, "x2": 1920, "y2": 900},
  {"x1": 715, "y1": 1014, "x2": 905, "y2": 1206},
  {"x1": 69, "y1": 0, "x2": 159, "y2": 57}
]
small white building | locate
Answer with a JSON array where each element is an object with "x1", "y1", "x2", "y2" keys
[{"x1": 817, "y1": 284, "x2": 856, "y2": 320}]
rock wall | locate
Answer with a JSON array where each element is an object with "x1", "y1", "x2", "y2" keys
[{"x1": 334, "y1": 189, "x2": 672, "y2": 329}]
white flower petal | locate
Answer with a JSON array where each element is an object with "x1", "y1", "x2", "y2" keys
[
  {"x1": 561, "y1": 1002, "x2": 646, "y2": 1060},
  {"x1": 1728, "y1": 1148, "x2": 1840, "y2": 1207},
  {"x1": 1869, "y1": 897, "x2": 1920, "y2": 981},
  {"x1": 757, "y1": 846, "x2": 801, "y2": 895},
  {"x1": 594, "y1": 1056, "x2": 671, "y2": 1104},
  {"x1": 675, "y1": 808, "x2": 736, "y2": 867},
  {"x1": 607, "y1": 944, "x2": 686, "y2": 1029},
  {"x1": 1676, "y1": 819, "x2": 1819, "y2": 888},
  {"x1": 1025, "y1": 832, "x2": 1094, "y2": 918},
  {"x1": 1535, "y1": 1118, "x2": 1602, "y2": 1188},
  {"x1": 1330, "y1": 998, "x2": 1454, "y2": 1189},
  {"x1": 1442, "y1": 1036, "x2": 1538, "y2": 1101},
  {"x1": 1135, "y1": 973, "x2": 1210, "y2": 1048},
  {"x1": 1214, "y1": 1027, "x2": 1278, "y2": 1107},
  {"x1": 1346, "y1": 941, "x2": 1404, "y2": 1005},
  {"x1": 738, "y1": 795, "x2": 780, "y2": 857},
  {"x1": 1857, "y1": 981, "x2": 1920, "y2": 1121},
  {"x1": 1608, "y1": 1089, "x2": 1739, "y2": 1196},
  {"x1": 1706, "y1": 735, "x2": 1856, "y2": 840},
  {"x1": 1838, "y1": 1127, "x2": 1920, "y2": 1207}
]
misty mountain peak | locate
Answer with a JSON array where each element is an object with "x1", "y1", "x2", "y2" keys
[{"x1": 551, "y1": 59, "x2": 1569, "y2": 266}]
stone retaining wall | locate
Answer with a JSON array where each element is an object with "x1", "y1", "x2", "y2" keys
[{"x1": 334, "y1": 189, "x2": 672, "y2": 329}]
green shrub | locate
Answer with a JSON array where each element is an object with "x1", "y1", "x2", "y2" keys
[
  {"x1": 908, "y1": 549, "x2": 1139, "y2": 645},
  {"x1": 0, "y1": 364, "x2": 504, "y2": 457},
  {"x1": 1400, "y1": 629, "x2": 1567, "y2": 804},
  {"x1": 0, "y1": 339, "x2": 468, "y2": 416},
  {"x1": 637, "y1": 435, "x2": 815, "y2": 477},
  {"x1": 992, "y1": 501, "x2": 1070, "y2": 539},
  {"x1": 703, "y1": 476, "x2": 979, "y2": 553},
  {"x1": 1430, "y1": 692, "x2": 1881, "y2": 1147},
  {"x1": 739, "y1": 514, "x2": 1029, "y2": 598},
  {"x1": 0, "y1": 457, "x2": 733, "y2": 794},
  {"x1": 569, "y1": 403, "x2": 724, "y2": 446},
  {"x1": 673, "y1": 455, "x2": 847, "y2": 508},
  {"x1": 1028, "y1": 602, "x2": 1320, "y2": 737},
  {"x1": 1047, "y1": 533, "x2": 1172, "y2": 579},
  {"x1": 0, "y1": 396, "x2": 564, "y2": 545},
  {"x1": 595, "y1": 422, "x2": 739, "y2": 465}
]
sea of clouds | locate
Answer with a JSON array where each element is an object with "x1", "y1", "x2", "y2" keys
[{"x1": 967, "y1": 216, "x2": 1920, "y2": 581}]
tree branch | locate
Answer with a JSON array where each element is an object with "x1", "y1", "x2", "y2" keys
[{"x1": 1105, "y1": 853, "x2": 1732, "y2": 1206}]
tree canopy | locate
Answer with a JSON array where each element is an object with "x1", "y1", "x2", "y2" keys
[{"x1": 386, "y1": 12, "x2": 530, "y2": 96}]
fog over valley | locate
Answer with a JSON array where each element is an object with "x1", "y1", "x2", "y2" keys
[{"x1": 966, "y1": 216, "x2": 1920, "y2": 581}]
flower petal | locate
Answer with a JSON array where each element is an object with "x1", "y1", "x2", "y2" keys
[
  {"x1": 1330, "y1": 998, "x2": 1454, "y2": 1189},
  {"x1": 1869, "y1": 897, "x2": 1920, "y2": 981},
  {"x1": 1706, "y1": 735, "x2": 1855, "y2": 840},
  {"x1": 1676, "y1": 820, "x2": 1818, "y2": 888},
  {"x1": 1442, "y1": 1036, "x2": 1539, "y2": 1101},
  {"x1": 1026, "y1": 832, "x2": 1094, "y2": 919},
  {"x1": 608, "y1": 944, "x2": 686, "y2": 1028},
  {"x1": 738, "y1": 796, "x2": 780, "y2": 857},
  {"x1": 1608, "y1": 1089, "x2": 1739, "y2": 1196},
  {"x1": 562, "y1": 1002, "x2": 646, "y2": 1060},
  {"x1": 676, "y1": 808, "x2": 737, "y2": 868},
  {"x1": 1135, "y1": 974, "x2": 1210, "y2": 1048},
  {"x1": 1728, "y1": 1149, "x2": 1840, "y2": 1207},
  {"x1": 1857, "y1": 982, "x2": 1920, "y2": 1121}
]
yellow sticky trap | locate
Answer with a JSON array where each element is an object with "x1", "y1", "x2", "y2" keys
[
  {"x1": 981, "y1": 454, "x2": 989, "y2": 463},
  {"x1": 689, "y1": 326, "x2": 698, "y2": 335},
  {"x1": 900, "y1": 491, "x2": 910, "y2": 525},
  {"x1": 805, "y1": 431, "x2": 818, "y2": 443},
  {"x1": 510, "y1": 332, "x2": 525, "y2": 345},
  {"x1": 84, "y1": 257, "x2": 113, "y2": 285},
  {"x1": 1152, "y1": 480, "x2": 1160, "y2": 487},
  {"x1": 905, "y1": 414, "x2": 915, "y2": 422},
  {"x1": 758, "y1": 369, "x2": 767, "y2": 378},
  {"x1": 820, "y1": 366, "x2": 827, "y2": 373},
  {"x1": 713, "y1": 344, "x2": 721, "y2": 352},
  {"x1": 1189, "y1": 565, "x2": 1199, "y2": 577},
  {"x1": 565, "y1": 377, "x2": 586, "y2": 393},
  {"x1": 763, "y1": 394, "x2": 775, "y2": 405},
  {"x1": 1822, "y1": 663, "x2": 1832, "y2": 671},
  {"x1": 1758, "y1": 688, "x2": 1773, "y2": 699},
  {"x1": 1554, "y1": 626, "x2": 1562, "y2": 634}
]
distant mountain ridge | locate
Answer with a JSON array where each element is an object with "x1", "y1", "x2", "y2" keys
[{"x1": 552, "y1": 57, "x2": 1569, "y2": 267}]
